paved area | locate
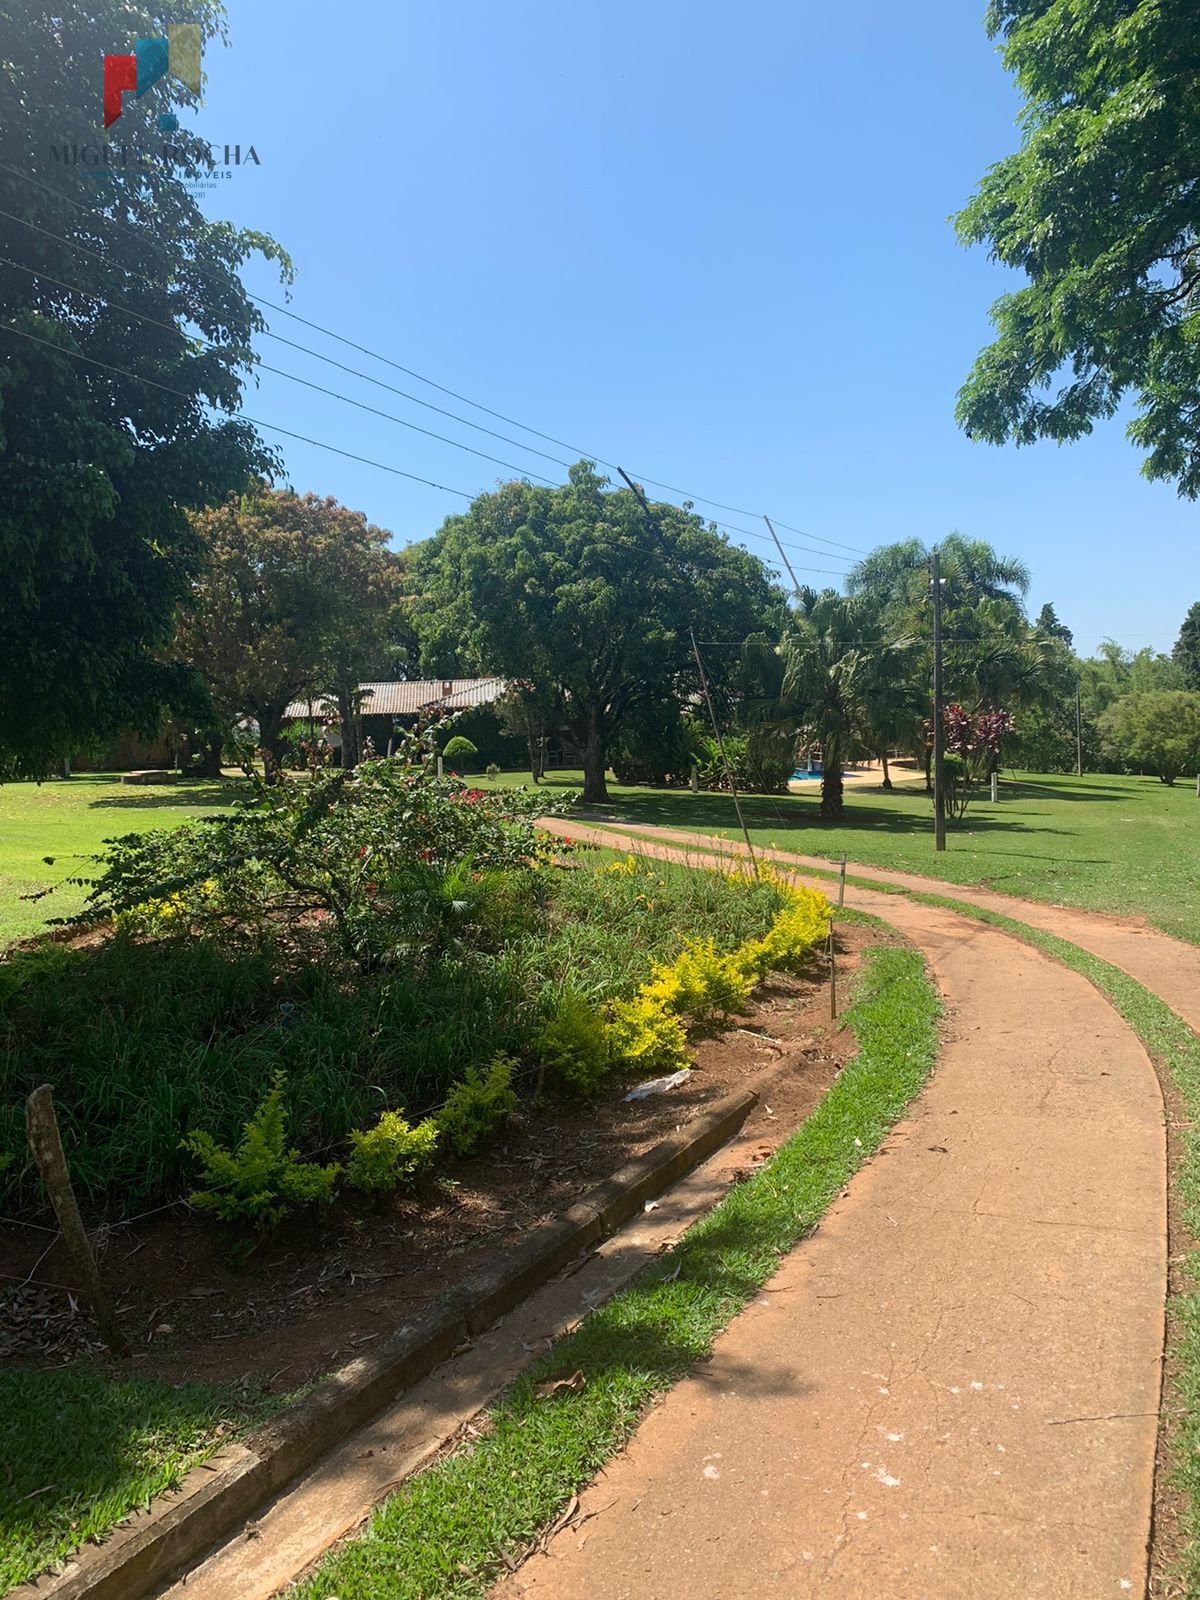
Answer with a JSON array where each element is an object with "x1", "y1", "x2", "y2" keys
[{"x1": 505, "y1": 824, "x2": 1167, "y2": 1599}]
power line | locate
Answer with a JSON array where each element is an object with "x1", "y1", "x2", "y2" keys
[
  {"x1": 0, "y1": 251, "x2": 562, "y2": 486},
  {"x1": 0, "y1": 216, "x2": 854, "y2": 572},
  {"x1": 0, "y1": 161, "x2": 869, "y2": 558},
  {"x1": 0, "y1": 322, "x2": 479, "y2": 500}
]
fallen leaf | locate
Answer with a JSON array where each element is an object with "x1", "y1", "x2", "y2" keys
[{"x1": 534, "y1": 1371, "x2": 585, "y2": 1400}]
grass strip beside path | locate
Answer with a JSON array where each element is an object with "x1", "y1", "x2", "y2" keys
[
  {"x1": 295, "y1": 941, "x2": 940, "y2": 1600},
  {"x1": 0, "y1": 1370, "x2": 280, "y2": 1595}
]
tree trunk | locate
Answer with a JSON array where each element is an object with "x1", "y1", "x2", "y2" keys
[
  {"x1": 195, "y1": 731, "x2": 224, "y2": 780},
  {"x1": 337, "y1": 690, "x2": 359, "y2": 771},
  {"x1": 257, "y1": 706, "x2": 286, "y2": 783},
  {"x1": 581, "y1": 728, "x2": 609, "y2": 804},
  {"x1": 924, "y1": 746, "x2": 933, "y2": 793},
  {"x1": 528, "y1": 727, "x2": 543, "y2": 783},
  {"x1": 820, "y1": 746, "x2": 844, "y2": 819},
  {"x1": 880, "y1": 750, "x2": 892, "y2": 790}
]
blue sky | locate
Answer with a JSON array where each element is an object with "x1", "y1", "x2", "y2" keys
[{"x1": 191, "y1": 0, "x2": 1197, "y2": 657}]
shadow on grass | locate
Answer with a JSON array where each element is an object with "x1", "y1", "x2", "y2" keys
[
  {"x1": 0, "y1": 1365, "x2": 273, "y2": 1593},
  {"x1": 88, "y1": 783, "x2": 246, "y2": 812}
]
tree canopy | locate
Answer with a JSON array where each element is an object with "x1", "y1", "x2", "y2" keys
[
  {"x1": 178, "y1": 486, "x2": 397, "y2": 769},
  {"x1": 0, "y1": 0, "x2": 291, "y2": 777},
  {"x1": 1099, "y1": 690, "x2": 1200, "y2": 784},
  {"x1": 956, "y1": 1, "x2": 1200, "y2": 494},
  {"x1": 414, "y1": 463, "x2": 784, "y2": 802},
  {"x1": 1174, "y1": 602, "x2": 1200, "y2": 689}
]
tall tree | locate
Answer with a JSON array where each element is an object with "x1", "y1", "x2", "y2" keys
[
  {"x1": 1035, "y1": 603, "x2": 1074, "y2": 649},
  {"x1": 179, "y1": 487, "x2": 393, "y2": 771},
  {"x1": 745, "y1": 592, "x2": 876, "y2": 820},
  {"x1": 0, "y1": 0, "x2": 291, "y2": 778},
  {"x1": 415, "y1": 463, "x2": 783, "y2": 803},
  {"x1": 956, "y1": 1, "x2": 1200, "y2": 495},
  {"x1": 1100, "y1": 691, "x2": 1200, "y2": 785},
  {"x1": 1174, "y1": 601, "x2": 1200, "y2": 689}
]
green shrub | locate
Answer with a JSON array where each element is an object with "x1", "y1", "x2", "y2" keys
[
  {"x1": 442, "y1": 735, "x2": 478, "y2": 772},
  {"x1": 345, "y1": 1109, "x2": 439, "y2": 1194},
  {"x1": 485, "y1": 763, "x2": 500, "y2": 781},
  {"x1": 182, "y1": 1075, "x2": 340, "y2": 1229},
  {"x1": 437, "y1": 1055, "x2": 518, "y2": 1156},
  {"x1": 535, "y1": 990, "x2": 611, "y2": 1095}
]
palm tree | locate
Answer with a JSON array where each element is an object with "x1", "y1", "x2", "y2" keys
[
  {"x1": 860, "y1": 638, "x2": 926, "y2": 788},
  {"x1": 745, "y1": 591, "x2": 875, "y2": 820}
]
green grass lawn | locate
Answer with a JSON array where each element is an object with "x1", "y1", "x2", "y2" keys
[
  {"x1": 3, "y1": 766, "x2": 1197, "y2": 948},
  {"x1": 476, "y1": 767, "x2": 1200, "y2": 946},
  {"x1": 0, "y1": 774, "x2": 241, "y2": 943}
]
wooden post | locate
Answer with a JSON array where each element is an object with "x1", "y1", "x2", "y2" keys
[
  {"x1": 25, "y1": 1085, "x2": 130, "y2": 1358},
  {"x1": 828, "y1": 932, "x2": 837, "y2": 1022},
  {"x1": 838, "y1": 854, "x2": 847, "y2": 908},
  {"x1": 690, "y1": 762, "x2": 699, "y2": 794}
]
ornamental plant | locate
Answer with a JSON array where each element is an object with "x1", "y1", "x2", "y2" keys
[
  {"x1": 436, "y1": 1055, "x2": 519, "y2": 1156},
  {"x1": 345, "y1": 1109, "x2": 439, "y2": 1194},
  {"x1": 75, "y1": 721, "x2": 573, "y2": 970},
  {"x1": 182, "y1": 1074, "x2": 340, "y2": 1230}
]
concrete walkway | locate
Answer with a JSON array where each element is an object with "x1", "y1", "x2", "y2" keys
[{"x1": 505, "y1": 825, "x2": 1168, "y2": 1599}]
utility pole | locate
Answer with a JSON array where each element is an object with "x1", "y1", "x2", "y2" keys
[
  {"x1": 763, "y1": 515, "x2": 803, "y2": 601},
  {"x1": 1075, "y1": 679, "x2": 1083, "y2": 778},
  {"x1": 931, "y1": 549, "x2": 946, "y2": 853}
]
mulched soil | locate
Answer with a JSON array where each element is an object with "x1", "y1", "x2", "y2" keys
[{"x1": 0, "y1": 922, "x2": 880, "y2": 1394}]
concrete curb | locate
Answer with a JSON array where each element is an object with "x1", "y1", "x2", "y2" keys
[{"x1": 17, "y1": 1087, "x2": 757, "y2": 1600}]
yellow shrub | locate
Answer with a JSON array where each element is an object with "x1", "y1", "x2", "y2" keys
[
  {"x1": 605, "y1": 994, "x2": 690, "y2": 1073},
  {"x1": 602, "y1": 872, "x2": 830, "y2": 1075}
]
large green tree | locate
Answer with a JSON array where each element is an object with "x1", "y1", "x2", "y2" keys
[
  {"x1": 179, "y1": 487, "x2": 395, "y2": 771},
  {"x1": 0, "y1": 0, "x2": 290, "y2": 777},
  {"x1": 415, "y1": 463, "x2": 783, "y2": 802},
  {"x1": 956, "y1": 1, "x2": 1200, "y2": 494},
  {"x1": 1099, "y1": 691, "x2": 1200, "y2": 784}
]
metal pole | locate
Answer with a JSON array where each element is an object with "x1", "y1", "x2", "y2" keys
[
  {"x1": 763, "y1": 515, "x2": 803, "y2": 600},
  {"x1": 931, "y1": 550, "x2": 946, "y2": 853},
  {"x1": 1075, "y1": 679, "x2": 1083, "y2": 778},
  {"x1": 838, "y1": 854, "x2": 846, "y2": 908}
]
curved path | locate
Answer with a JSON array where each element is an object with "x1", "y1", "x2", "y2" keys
[
  {"x1": 508, "y1": 822, "x2": 1168, "y2": 1599},
  {"x1": 580, "y1": 818, "x2": 1200, "y2": 1033}
]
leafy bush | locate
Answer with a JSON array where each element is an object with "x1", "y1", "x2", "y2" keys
[
  {"x1": 1099, "y1": 690, "x2": 1200, "y2": 785},
  {"x1": 79, "y1": 734, "x2": 569, "y2": 970},
  {"x1": 345, "y1": 1109, "x2": 439, "y2": 1194},
  {"x1": 535, "y1": 990, "x2": 610, "y2": 1095},
  {"x1": 437, "y1": 1056, "x2": 519, "y2": 1156},
  {"x1": 605, "y1": 872, "x2": 830, "y2": 1074},
  {"x1": 642, "y1": 937, "x2": 753, "y2": 1024},
  {"x1": 182, "y1": 1076, "x2": 341, "y2": 1229},
  {"x1": 485, "y1": 763, "x2": 500, "y2": 781},
  {"x1": 442, "y1": 735, "x2": 478, "y2": 772},
  {"x1": 605, "y1": 995, "x2": 691, "y2": 1073}
]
